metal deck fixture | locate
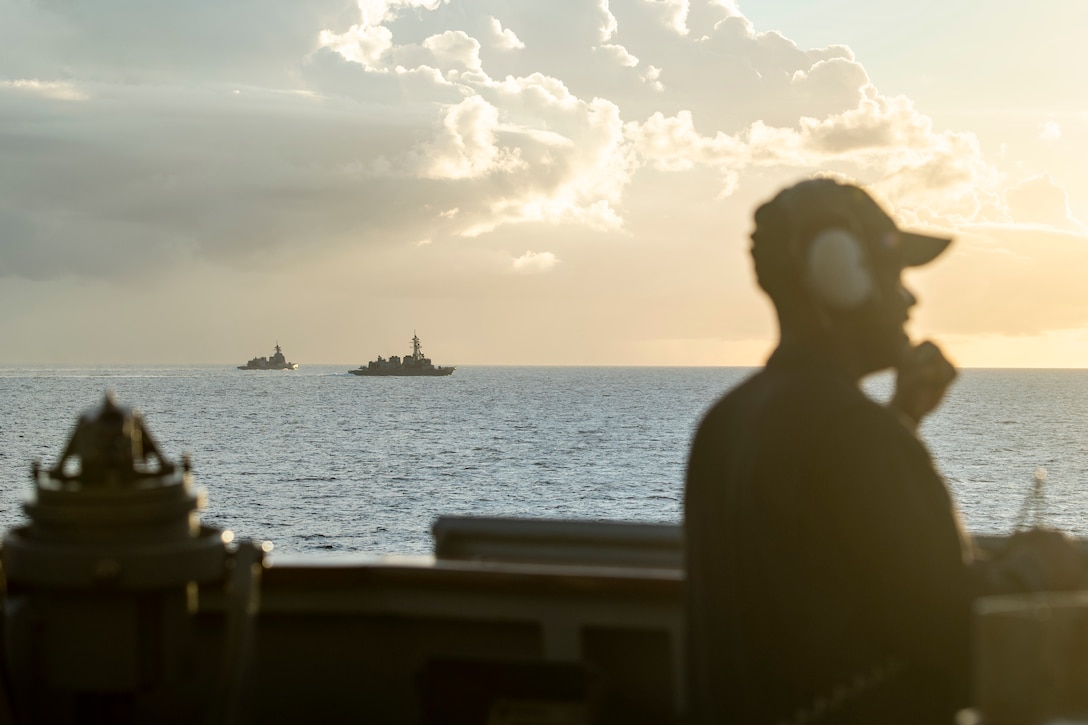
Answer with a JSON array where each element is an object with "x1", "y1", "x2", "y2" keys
[{"x1": 2, "y1": 392, "x2": 264, "y2": 724}]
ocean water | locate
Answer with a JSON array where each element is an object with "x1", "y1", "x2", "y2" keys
[{"x1": 1, "y1": 365, "x2": 1087, "y2": 556}]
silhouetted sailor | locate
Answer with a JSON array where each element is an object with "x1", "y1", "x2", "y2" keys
[{"x1": 684, "y1": 178, "x2": 1083, "y2": 724}]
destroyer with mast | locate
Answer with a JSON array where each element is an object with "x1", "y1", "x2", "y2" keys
[
  {"x1": 349, "y1": 332, "x2": 455, "y2": 376},
  {"x1": 238, "y1": 343, "x2": 298, "y2": 370}
]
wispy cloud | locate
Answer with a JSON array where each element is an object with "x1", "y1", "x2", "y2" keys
[
  {"x1": 1004, "y1": 174, "x2": 1085, "y2": 232},
  {"x1": 1039, "y1": 120, "x2": 1061, "y2": 141},
  {"x1": 1, "y1": 79, "x2": 88, "y2": 101}
]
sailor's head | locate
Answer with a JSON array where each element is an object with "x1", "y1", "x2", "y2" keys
[{"x1": 749, "y1": 177, "x2": 952, "y2": 369}]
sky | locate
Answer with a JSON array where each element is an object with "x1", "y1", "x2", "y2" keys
[{"x1": 1, "y1": 0, "x2": 1086, "y2": 367}]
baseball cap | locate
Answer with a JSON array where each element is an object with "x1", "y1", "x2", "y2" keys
[{"x1": 752, "y1": 178, "x2": 952, "y2": 271}]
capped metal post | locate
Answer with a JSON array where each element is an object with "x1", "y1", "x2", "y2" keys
[{"x1": 1, "y1": 393, "x2": 264, "y2": 724}]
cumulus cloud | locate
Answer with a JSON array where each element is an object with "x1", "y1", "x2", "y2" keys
[
  {"x1": 422, "y1": 30, "x2": 484, "y2": 72},
  {"x1": 597, "y1": 44, "x2": 640, "y2": 68},
  {"x1": 489, "y1": 17, "x2": 524, "y2": 49},
  {"x1": 413, "y1": 95, "x2": 526, "y2": 180},
  {"x1": 641, "y1": 65, "x2": 664, "y2": 91},
  {"x1": 0, "y1": 0, "x2": 1071, "y2": 290},
  {"x1": 512, "y1": 250, "x2": 559, "y2": 273},
  {"x1": 648, "y1": 0, "x2": 693, "y2": 35}
]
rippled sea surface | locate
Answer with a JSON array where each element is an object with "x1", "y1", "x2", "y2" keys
[{"x1": 1, "y1": 365, "x2": 1087, "y2": 555}]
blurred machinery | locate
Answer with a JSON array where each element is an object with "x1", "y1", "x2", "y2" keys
[
  {"x1": 1, "y1": 393, "x2": 263, "y2": 724},
  {"x1": 0, "y1": 394, "x2": 684, "y2": 724},
  {"x1": 14, "y1": 395, "x2": 1088, "y2": 723}
]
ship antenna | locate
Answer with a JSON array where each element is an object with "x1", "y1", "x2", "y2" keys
[{"x1": 1013, "y1": 466, "x2": 1048, "y2": 531}]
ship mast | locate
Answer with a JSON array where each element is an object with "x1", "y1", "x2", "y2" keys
[{"x1": 411, "y1": 331, "x2": 422, "y2": 361}]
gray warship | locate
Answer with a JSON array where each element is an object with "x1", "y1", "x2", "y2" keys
[
  {"x1": 349, "y1": 332, "x2": 454, "y2": 376},
  {"x1": 238, "y1": 342, "x2": 298, "y2": 370}
]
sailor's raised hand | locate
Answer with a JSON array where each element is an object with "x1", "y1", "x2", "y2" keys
[{"x1": 890, "y1": 340, "x2": 957, "y2": 430}]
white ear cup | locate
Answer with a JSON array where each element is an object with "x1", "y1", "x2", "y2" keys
[{"x1": 805, "y1": 228, "x2": 872, "y2": 309}]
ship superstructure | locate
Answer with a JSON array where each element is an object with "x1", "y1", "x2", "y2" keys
[
  {"x1": 350, "y1": 332, "x2": 454, "y2": 377},
  {"x1": 239, "y1": 343, "x2": 299, "y2": 370}
]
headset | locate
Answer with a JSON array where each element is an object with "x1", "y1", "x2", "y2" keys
[{"x1": 803, "y1": 227, "x2": 874, "y2": 310}]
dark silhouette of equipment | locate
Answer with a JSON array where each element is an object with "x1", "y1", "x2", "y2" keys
[
  {"x1": 1, "y1": 392, "x2": 264, "y2": 724},
  {"x1": 0, "y1": 393, "x2": 686, "y2": 725}
]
